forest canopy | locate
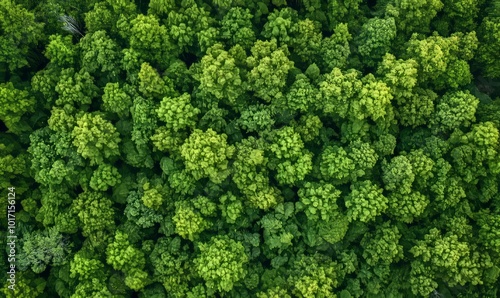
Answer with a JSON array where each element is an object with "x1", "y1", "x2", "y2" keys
[{"x1": 1, "y1": 0, "x2": 500, "y2": 297}]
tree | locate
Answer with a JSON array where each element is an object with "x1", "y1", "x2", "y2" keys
[
  {"x1": 0, "y1": 82, "x2": 35, "y2": 133},
  {"x1": 54, "y1": 68, "x2": 99, "y2": 107},
  {"x1": 0, "y1": 0, "x2": 43, "y2": 71},
  {"x1": 72, "y1": 191, "x2": 115, "y2": 246},
  {"x1": 297, "y1": 182, "x2": 341, "y2": 222},
  {"x1": 127, "y1": 96, "x2": 158, "y2": 168},
  {"x1": 195, "y1": 43, "x2": 246, "y2": 105},
  {"x1": 356, "y1": 17, "x2": 397, "y2": 66},
  {"x1": 290, "y1": 18, "x2": 322, "y2": 63},
  {"x1": 79, "y1": 30, "x2": 122, "y2": 80},
  {"x1": 406, "y1": 32, "x2": 478, "y2": 90},
  {"x1": 157, "y1": 93, "x2": 200, "y2": 132},
  {"x1": 246, "y1": 39, "x2": 294, "y2": 102},
  {"x1": 476, "y1": 17, "x2": 500, "y2": 79},
  {"x1": 388, "y1": 191, "x2": 429, "y2": 223},
  {"x1": 345, "y1": 180, "x2": 388, "y2": 222},
  {"x1": 319, "y1": 145, "x2": 355, "y2": 183},
  {"x1": 429, "y1": 90, "x2": 479, "y2": 133},
  {"x1": 128, "y1": 14, "x2": 173, "y2": 67},
  {"x1": 386, "y1": 0, "x2": 444, "y2": 35},
  {"x1": 287, "y1": 253, "x2": 340, "y2": 298},
  {"x1": 89, "y1": 164, "x2": 121, "y2": 191},
  {"x1": 138, "y1": 62, "x2": 174, "y2": 100},
  {"x1": 124, "y1": 190, "x2": 164, "y2": 229},
  {"x1": 410, "y1": 228, "x2": 493, "y2": 295},
  {"x1": 84, "y1": 0, "x2": 136, "y2": 36},
  {"x1": 180, "y1": 129, "x2": 235, "y2": 184},
  {"x1": 267, "y1": 126, "x2": 313, "y2": 186},
  {"x1": 173, "y1": 196, "x2": 216, "y2": 241},
  {"x1": 221, "y1": 7, "x2": 256, "y2": 49},
  {"x1": 101, "y1": 82, "x2": 132, "y2": 118},
  {"x1": 382, "y1": 155, "x2": 415, "y2": 194},
  {"x1": 19, "y1": 227, "x2": 71, "y2": 274},
  {"x1": 72, "y1": 113, "x2": 121, "y2": 165},
  {"x1": 361, "y1": 222, "x2": 403, "y2": 266},
  {"x1": 441, "y1": 0, "x2": 480, "y2": 32},
  {"x1": 44, "y1": 34, "x2": 76, "y2": 67},
  {"x1": 194, "y1": 235, "x2": 249, "y2": 293},
  {"x1": 3, "y1": 0, "x2": 500, "y2": 296},
  {"x1": 281, "y1": 74, "x2": 318, "y2": 113},
  {"x1": 326, "y1": 0, "x2": 363, "y2": 30},
  {"x1": 165, "y1": 1, "x2": 218, "y2": 54},
  {"x1": 350, "y1": 73, "x2": 393, "y2": 123},
  {"x1": 318, "y1": 23, "x2": 351, "y2": 72},
  {"x1": 262, "y1": 8, "x2": 298, "y2": 45},
  {"x1": 106, "y1": 231, "x2": 149, "y2": 291},
  {"x1": 318, "y1": 67, "x2": 362, "y2": 118}
]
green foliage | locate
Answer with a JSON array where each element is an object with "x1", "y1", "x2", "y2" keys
[
  {"x1": 388, "y1": 191, "x2": 429, "y2": 223},
  {"x1": 0, "y1": 0, "x2": 43, "y2": 71},
  {"x1": 124, "y1": 190, "x2": 163, "y2": 228},
  {"x1": 128, "y1": 14, "x2": 173, "y2": 67},
  {"x1": 382, "y1": 155, "x2": 415, "y2": 194},
  {"x1": 194, "y1": 235, "x2": 249, "y2": 293},
  {"x1": 318, "y1": 68, "x2": 362, "y2": 118},
  {"x1": 246, "y1": 39, "x2": 294, "y2": 102},
  {"x1": 326, "y1": 0, "x2": 363, "y2": 30},
  {"x1": 287, "y1": 253, "x2": 339, "y2": 298},
  {"x1": 282, "y1": 74, "x2": 318, "y2": 113},
  {"x1": 291, "y1": 19, "x2": 323, "y2": 63},
  {"x1": 350, "y1": 73, "x2": 393, "y2": 122},
  {"x1": 150, "y1": 126, "x2": 186, "y2": 153},
  {"x1": 138, "y1": 62, "x2": 174, "y2": 99},
  {"x1": 361, "y1": 222, "x2": 403, "y2": 266},
  {"x1": 72, "y1": 113, "x2": 121, "y2": 165},
  {"x1": 219, "y1": 192, "x2": 244, "y2": 224},
  {"x1": 101, "y1": 82, "x2": 132, "y2": 117},
  {"x1": 141, "y1": 182, "x2": 164, "y2": 210},
  {"x1": 430, "y1": 90, "x2": 479, "y2": 133},
  {"x1": 345, "y1": 180, "x2": 388, "y2": 222},
  {"x1": 259, "y1": 202, "x2": 298, "y2": 251},
  {"x1": 356, "y1": 17, "x2": 397, "y2": 66},
  {"x1": 180, "y1": 129, "x2": 235, "y2": 183},
  {"x1": 106, "y1": 231, "x2": 149, "y2": 290},
  {"x1": 72, "y1": 191, "x2": 115, "y2": 241},
  {"x1": 406, "y1": 32, "x2": 478, "y2": 90},
  {"x1": 297, "y1": 182, "x2": 341, "y2": 221},
  {"x1": 165, "y1": 2, "x2": 218, "y2": 55},
  {"x1": 237, "y1": 104, "x2": 275, "y2": 134},
  {"x1": 45, "y1": 34, "x2": 76, "y2": 67},
  {"x1": 4, "y1": 1, "x2": 500, "y2": 297},
  {"x1": 477, "y1": 17, "x2": 500, "y2": 78},
  {"x1": 386, "y1": 0, "x2": 444, "y2": 35},
  {"x1": 19, "y1": 227, "x2": 71, "y2": 274},
  {"x1": 196, "y1": 43, "x2": 246, "y2": 105},
  {"x1": 319, "y1": 145, "x2": 355, "y2": 183},
  {"x1": 54, "y1": 68, "x2": 99, "y2": 107},
  {"x1": 410, "y1": 228, "x2": 493, "y2": 295},
  {"x1": 156, "y1": 93, "x2": 200, "y2": 131},
  {"x1": 84, "y1": 0, "x2": 136, "y2": 35},
  {"x1": 0, "y1": 82, "x2": 35, "y2": 133},
  {"x1": 221, "y1": 7, "x2": 256, "y2": 48},
  {"x1": 80, "y1": 30, "x2": 122, "y2": 80},
  {"x1": 319, "y1": 23, "x2": 352, "y2": 71},
  {"x1": 267, "y1": 126, "x2": 313, "y2": 185},
  {"x1": 70, "y1": 252, "x2": 105, "y2": 282},
  {"x1": 1, "y1": 271, "x2": 46, "y2": 298},
  {"x1": 262, "y1": 8, "x2": 298, "y2": 45},
  {"x1": 173, "y1": 197, "x2": 216, "y2": 241},
  {"x1": 89, "y1": 164, "x2": 121, "y2": 191}
]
